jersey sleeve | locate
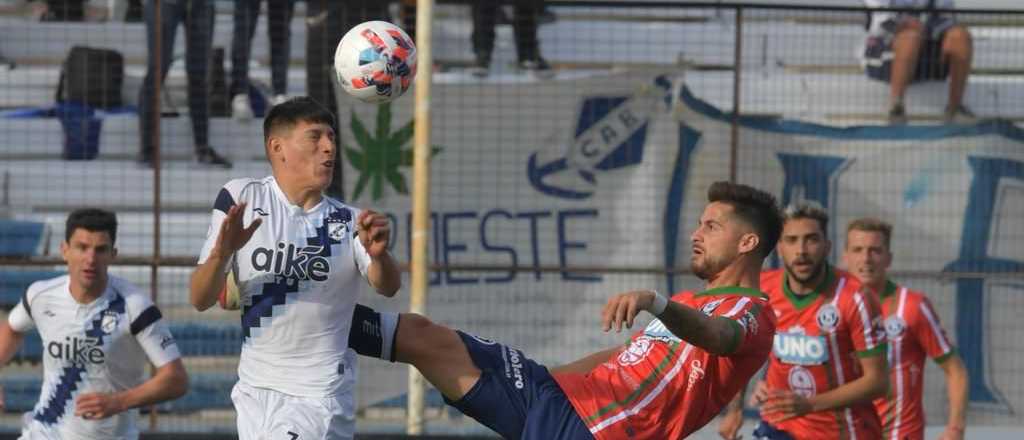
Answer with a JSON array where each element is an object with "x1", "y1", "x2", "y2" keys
[
  {"x1": 198, "y1": 186, "x2": 237, "y2": 266},
  {"x1": 849, "y1": 291, "x2": 887, "y2": 358},
  {"x1": 912, "y1": 295, "x2": 956, "y2": 362},
  {"x1": 128, "y1": 295, "x2": 181, "y2": 368},
  {"x1": 7, "y1": 300, "x2": 34, "y2": 332},
  {"x1": 712, "y1": 296, "x2": 772, "y2": 356},
  {"x1": 349, "y1": 208, "x2": 372, "y2": 278}
]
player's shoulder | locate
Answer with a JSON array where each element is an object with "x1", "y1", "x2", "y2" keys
[
  {"x1": 25, "y1": 274, "x2": 68, "y2": 302},
  {"x1": 759, "y1": 269, "x2": 784, "y2": 295},
  {"x1": 108, "y1": 276, "x2": 157, "y2": 315}
]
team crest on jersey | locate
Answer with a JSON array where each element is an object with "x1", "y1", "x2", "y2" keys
[
  {"x1": 816, "y1": 304, "x2": 840, "y2": 333},
  {"x1": 100, "y1": 311, "x2": 119, "y2": 334},
  {"x1": 618, "y1": 336, "x2": 654, "y2": 366},
  {"x1": 700, "y1": 299, "x2": 726, "y2": 316},
  {"x1": 328, "y1": 222, "x2": 348, "y2": 242},
  {"x1": 787, "y1": 366, "x2": 817, "y2": 397},
  {"x1": 884, "y1": 316, "x2": 907, "y2": 340}
]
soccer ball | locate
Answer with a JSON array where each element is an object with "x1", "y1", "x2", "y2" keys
[{"x1": 334, "y1": 21, "x2": 417, "y2": 104}]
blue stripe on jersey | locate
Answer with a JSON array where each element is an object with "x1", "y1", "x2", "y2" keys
[
  {"x1": 241, "y1": 208, "x2": 347, "y2": 340},
  {"x1": 34, "y1": 294, "x2": 126, "y2": 425},
  {"x1": 213, "y1": 188, "x2": 236, "y2": 214}
]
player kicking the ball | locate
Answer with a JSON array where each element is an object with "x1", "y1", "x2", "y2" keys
[{"x1": 351, "y1": 181, "x2": 783, "y2": 439}]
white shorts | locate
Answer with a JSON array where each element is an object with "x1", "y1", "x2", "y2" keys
[{"x1": 231, "y1": 382, "x2": 355, "y2": 440}]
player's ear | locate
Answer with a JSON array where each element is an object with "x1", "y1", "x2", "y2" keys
[{"x1": 739, "y1": 232, "x2": 759, "y2": 255}]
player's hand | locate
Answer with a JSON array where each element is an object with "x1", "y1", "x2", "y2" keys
[
  {"x1": 74, "y1": 392, "x2": 125, "y2": 420},
  {"x1": 751, "y1": 380, "x2": 770, "y2": 405},
  {"x1": 937, "y1": 425, "x2": 965, "y2": 440},
  {"x1": 760, "y1": 390, "x2": 813, "y2": 424},
  {"x1": 212, "y1": 203, "x2": 262, "y2": 258},
  {"x1": 357, "y1": 210, "x2": 391, "y2": 259},
  {"x1": 601, "y1": 290, "x2": 656, "y2": 333},
  {"x1": 717, "y1": 404, "x2": 745, "y2": 439}
]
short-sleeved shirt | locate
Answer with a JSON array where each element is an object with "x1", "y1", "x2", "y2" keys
[
  {"x1": 199, "y1": 176, "x2": 372, "y2": 398},
  {"x1": 554, "y1": 287, "x2": 776, "y2": 439},
  {"x1": 8, "y1": 275, "x2": 180, "y2": 440},
  {"x1": 873, "y1": 280, "x2": 956, "y2": 440},
  {"x1": 761, "y1": 268, "x2": 886, "y2": 439}
]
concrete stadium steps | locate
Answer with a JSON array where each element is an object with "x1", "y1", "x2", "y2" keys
[
  {"x1": 0, "y1": 159, "x2": 272, "y2": 210},
  {"x1": 0, "y1": 114, "x2": 266, "y2": 160}
]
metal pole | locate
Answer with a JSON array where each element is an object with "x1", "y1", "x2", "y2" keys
[
  {"x1": 407, "y1": 0, "x2": 434, "y2": 435},
  {"x1": 729, "y1": 6, "x2": 743, "y2": 183},
  {"x1": 148, "y1": 0, "x2": 163, "y2": 431}
]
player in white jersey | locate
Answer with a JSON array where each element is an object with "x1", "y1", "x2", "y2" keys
[
  {"x1": 189, "y1": 97, "x2": 401, "y2": 440},
  {"x1": 0, "y1": 208, "x2": 188, "y2": 440}
]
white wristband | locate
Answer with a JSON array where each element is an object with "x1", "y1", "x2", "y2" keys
[{"x1": 649, "y1": 291, "x2": 669, "y2": 316}]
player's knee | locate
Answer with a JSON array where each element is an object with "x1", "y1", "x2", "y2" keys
[
  {"x1": 395, "y1": 313, "x2": 458, "y2": 363},
  {"x1": 944, "y1": 26, "x2": 972, "y2": 49}
]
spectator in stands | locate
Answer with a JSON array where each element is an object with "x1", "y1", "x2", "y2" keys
[
  {"x1": 230, "y1": 0, "x2": 296, "y2": 120},
  {"x1": 469, "y1": 0, "x2": 553, "y2": 79},
  {"x1": 863, "y1": 0, "x2": 974, "y2": 125},
  {"x1": 137, "y1": 0, "x2": 232, "y2": 168},
  {"x1": 0, "y1": 208, "x2": 188, "y2": 439}
]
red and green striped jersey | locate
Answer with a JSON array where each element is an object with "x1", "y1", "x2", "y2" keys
[
  {"x1": 873, "y1": 280, "x2": 956, "y2": 440},
  {"x1": 553, "y1": 287, "x2": 776, "y2": 439},
  {"x1": 762, "y1": 267, "x2": 886, "y2": 440}
]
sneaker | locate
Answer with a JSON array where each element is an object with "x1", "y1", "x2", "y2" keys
[
  {"x1": 519, "y1": 57, "x2": 554, "y2": 79},
  {"x1": 231, "y1": 94, "x2": 252, "y2": 120},
  {"x1": 468, "y1": 54, "x2": 490, "y2": 78},
  {"x1": 944, "y1": 105, "x2": 977, "y2": 125},
  {"x1": 271, "y1": 94, "x2": 288, "y2": 106},
  {"x1": 887, "y1": 103, "x2": 907, "y2": 125},
  {"x1": 196, "y1": 146, "x2": 232, "y2": 169}
]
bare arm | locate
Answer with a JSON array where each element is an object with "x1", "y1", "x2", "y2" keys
[
  {"x1": 0, "y1": 321, "x2": 25, "y2": 366},
  {"x1": 718, "y1": 385, "x2": 747, "y2": 439},
  {"x1": 189, "y1": 203, "x2": 261, "y2": 311},
  {"x1": 937, "y1": 354, "x2": 969, "y2": 439},
  {"x1": 74, "y1": 359, "x2": 189, "y2": 419},
  {"x1": 549, "y1": 346, "x2": 623, "y2": 375},
  {"x1": 358, "y1": 210, "x2": 401, "y2": 297},
  {"x1": 601, "y1": 290, "x2": 739, "y2": 355}
]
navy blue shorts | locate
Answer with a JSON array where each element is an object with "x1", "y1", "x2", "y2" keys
[
  {"x1": 444, "y1": 331, "x2": 593, "y2": 440},
  {"x1": 752, "y1": 420, "x2": 796, "y2": 440}
]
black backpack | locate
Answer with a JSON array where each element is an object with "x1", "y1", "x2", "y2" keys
[{"x1": 56, "y1": 46, "x2": 124, "y2": 109}]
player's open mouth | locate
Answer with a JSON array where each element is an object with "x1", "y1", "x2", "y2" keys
[
  {"x1": 322, "y1": 160, "x2": 334, "y2": 169},
  {"x1": 692, "y1": 246, "x2": 704, "y2": 255}
]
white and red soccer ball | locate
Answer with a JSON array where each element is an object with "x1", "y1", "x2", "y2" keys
[{"x1": 334, "y1": 21, "x2": 418, "y2": 104}]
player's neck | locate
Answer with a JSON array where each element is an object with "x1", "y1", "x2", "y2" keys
[
  {"x1": 706, "y1": 260, "x2": 760, "y2": 291},
  {"x1": 865, "y1": 278, "x2": 887, "y2": 298},
  {"x1": 786, "y1": 264, "x2": 829, "y2": 295},
  {"x1": 68, "y1": 278, "x2": 107, "y2": 304},
  {"x1": 277, "y1": 179, "x2": 324, "y2": 211}
]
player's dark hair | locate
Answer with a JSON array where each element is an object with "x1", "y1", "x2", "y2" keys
[
  {"x1": 263, "y1": 96, "x2": 336, "y2": 144},
  {"x1": 847, "y1": 217, "x2": 893, "y2": 250},
  {"x1": 65, "y1": 208, "x2": 118, "y2": 245},
  {"x1": 783, "y1": 202, "x2": 829, "y2": 238},
  {"x1": 707, "y1": 181, "x2": 783, "y2": 259}
]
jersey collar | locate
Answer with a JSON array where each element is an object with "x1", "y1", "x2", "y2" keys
[
  {"x1": 695, "y1": 286, "x2": 767, "y2": 299},
  {"x1": 782, "y1": 264, "x2": 835, "y2": 311},
  {"x1": 879, "y1": 279, "x2": 899, "y2": 300},
  {"x1": 270, "y1": 176, "x2": 327, "y2": 216}
]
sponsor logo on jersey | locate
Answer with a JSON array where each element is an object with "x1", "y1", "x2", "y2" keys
[
  {"x1": 687, "y1": 359, "x2": 706, "y2": 392},
  {"x1": 504, "y1": 347, "x2": 526, "y2": 389},
  {"x1": 701, "y1": 299, "x2": 726, "y2": 316},
  {"x1": 773, "y1": 333, "x2": 829, "y2": 365},
  {"x1": 100, "y1": 311, "x2": 118, "y2": 334},
  {"x1": 643, "y1": 319, "x2": 680, "y2": 343},
  {"x1": 250, "y1": 243, "x2": 331, "y2": 282},
  {"x1": 816, "y1": 303, "x2": 840, "y2": 333},
  {"x1": 884, "y1": 316, "x2": 907, "y2": 340},
  {"x1": 787, "y1": 365, "x2": 817, "y2": 397},
  {"x1": 47, "y1": 336, "x2": 105, "y2": 365},
  {"x1": 618, "y1": 336, "x2": 655, "y2": 366}
]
